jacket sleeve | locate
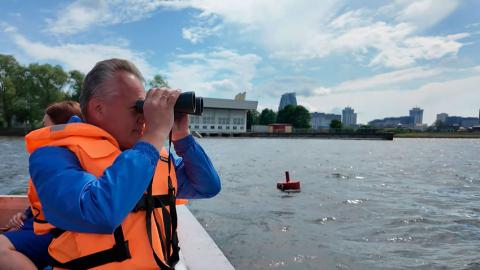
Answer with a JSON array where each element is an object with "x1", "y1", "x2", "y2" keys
[
  {"x1": 29, "y1": 142, "x2": 159, "y2": 233},
  {"x1": 172, "y1": 135, "x2": 221, "y2": 199}
]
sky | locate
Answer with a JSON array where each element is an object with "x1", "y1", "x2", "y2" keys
[{"x1": 1, "y1": 0, "x2": 479, "y2": 124}]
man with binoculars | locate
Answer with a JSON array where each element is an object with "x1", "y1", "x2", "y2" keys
[{"x1": 21, "y1": 59, "x2": 221, "y2": 270}]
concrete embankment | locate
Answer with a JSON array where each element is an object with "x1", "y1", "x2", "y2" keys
[
  {"x1": 395, "y1": 132, "x2": 480, "y2": 139},
  {"x1": 201, "y1": 132, "x2": 395, "y2": 140}
]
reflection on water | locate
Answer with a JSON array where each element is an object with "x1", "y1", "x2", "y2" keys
[{"x1": 1, "y1": 137, "x2": 480, "y2": 269}]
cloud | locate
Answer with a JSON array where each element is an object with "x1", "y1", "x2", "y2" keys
[
  {"x1": 254, "y1": 76, "x2": 320, "y2": 99},
  {"x1": 46, "y1": 0, "x2": 164, "y2": 35},
  {"x1": 335, "y1": 67, "x2": 444, "y2": 92},
  {"x1": 368, "y1": 32, "x2": 468, "y2": 68},
  {"x1": 44, "y1": 1, "x2": 468, "y2": 67},
  {"x1": 392, "y1": 0, "x2": 461, "y2": 30},
  {"x1": 163, "y1": 48, "x2": 261, "y2": 97},
  {"x1": 170, "y1": 0, "x2": 466, "y2": 68},
  {"x1": 182, "y1": 24, "x2": 222, "y2": 44},
  {"x1": 3, "y1": 26, "x2": 155, "y2": 77}
]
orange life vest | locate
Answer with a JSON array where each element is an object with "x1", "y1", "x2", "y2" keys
[{"x1": 25, "y1": 123, "x2": 184, "y2": 270}]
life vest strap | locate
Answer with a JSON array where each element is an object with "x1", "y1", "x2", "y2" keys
[
  {"x1": 146, "y1": 182, "x2": 176, "y2": 270},
  {"x1": 132, "y1": 194, "x2": 172, "y2": 212},
  {"x1": 50, "y1": 228, "x2": 66, "y2": 238},
  {"x1": 33, "y1": 217, "x2": 49, "y2": 224},
  {"x1": 166, "y1": 131, "x2": 180, "y2": 265},
  {"x1": 144, "y1": 131, "x2": 180, "y2": 270},
  {"x1": 49, "y1": 226, "x2": 131, "y2": 270}
]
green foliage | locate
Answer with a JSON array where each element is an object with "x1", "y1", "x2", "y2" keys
[
  {"x1": 0, "y1": 54, "x2": 20, "y2": 128},
  {"x1": 292, "y1": 105, "x2": 311, "y2": 128},
  {"x1": 148, "y1": 74, "x2": 169, "y2": 89},
  {"x1": 247, "y1": 109, "x2": 259, "y2": 129},
  {"x1": 330, "y1": 119, "x2": 342, "y2": 129},
  {"x1": 66, "y1": 70, "x2": 85, "y2": 101},
  {"x1": 259, "y1": 108, "x2": 276, "y2": 125},
  {"x1": 0, "y1": 54, "x2": 84, "y2": 129},
  {"x1": 277, "y1": 105, "x2": 295, "y2": 124},
  {"x1": 277, "y1": 105, "x2": 311, "y2": 128},
  {"x1": 356, "y1": 125, "x2": 377, "y2": 134},
  {"x1": 27, "y1": 63, "x2": 68, "y2": 108}
]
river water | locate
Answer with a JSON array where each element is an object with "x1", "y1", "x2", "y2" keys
[{"x1": 1, "y1": 137, "x2": 480, "y2": 270}]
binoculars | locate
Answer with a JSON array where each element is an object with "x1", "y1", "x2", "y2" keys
[{"x1": 135, "y1": 91, "x2": 204, "y2": 115}]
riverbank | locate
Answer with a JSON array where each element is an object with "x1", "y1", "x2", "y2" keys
[
  {"x1": 395, "y1": 132, "x2": 480, "y2": 138},
  {"x1": 0, "y1": 128, "x2": 30, "y2": 136},
  {"x1": 234, "y1": 132, "x2": 394, "y2": 140}
]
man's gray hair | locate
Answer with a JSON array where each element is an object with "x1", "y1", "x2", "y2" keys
[{"x1": 80, "y1": 58, "x2": 145, "y2": 117}]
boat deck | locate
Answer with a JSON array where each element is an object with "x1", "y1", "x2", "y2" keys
[{"x1": 0, "y1": 195, "x2": 234, "y2": 270}]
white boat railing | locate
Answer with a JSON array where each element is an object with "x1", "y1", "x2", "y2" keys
[{"x1": 176, "y1": 205, "x2": 235, "y2": 270}]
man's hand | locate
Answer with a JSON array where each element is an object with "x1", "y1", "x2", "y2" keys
[{"x1": 140, "y1": 88, "x2": 180, "y2": 151}]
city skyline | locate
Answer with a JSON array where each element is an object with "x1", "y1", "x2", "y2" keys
[
  {"x1": 1, "y1": 1, "x2": 479, "y2": 124},
  {"x1": 272, "y1": 92, "x2": 477, "y2": 125}
]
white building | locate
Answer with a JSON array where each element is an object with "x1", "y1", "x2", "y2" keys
[
  {"x1": 189, "y1": 97, "x2": 258, "y2": 134},
  {"x1": 342, "y1": 107, "x2": 357, "y2": 126},
  {"x1": 310, "y1": 112, "x2": 341, "y2": 129},
  {"x1": 436, "y1": 113, "x2": 448, "y2": 123},
  {"x1": 409, "y1": 107, "x2": 423, "y2": 125}
]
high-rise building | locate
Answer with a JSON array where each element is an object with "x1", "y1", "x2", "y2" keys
[
  {"x1": 234, "y1": 92, "x2": 246, "y2": 101},
  {"x1": 436, "y1": 113, "x2": 448, "y2": 123},
  {"x1": 409, "y1": 107, "x2": 423, "y2": 125},
  {"x1": 342, "y1": 107, "x2": 357, "y2": 126},
  {"x1": 278, "y1": 92, "x2": 297, "y2": 111}
]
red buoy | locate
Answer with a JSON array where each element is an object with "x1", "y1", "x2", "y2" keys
[{"x1": 277, "y1": 171, "x2": 301, "y2": 192}]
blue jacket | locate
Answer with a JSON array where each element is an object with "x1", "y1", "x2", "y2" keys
[{"x1": 29, "y1": 121, "x2": 220, "y2": 233}]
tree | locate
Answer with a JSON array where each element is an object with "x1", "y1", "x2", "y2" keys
[
  {"x1": 330, "y1": 119, "x2": 342, "y2": 129},
  {"x1": 259, "y1": 108, "x2": 276, "y2": 125},
  {"x1": 0, "y1": 54, "x2": 21, "y2": 128},
  {"x1": 148, "y1": 74, "x2": 169, "y2": 88},
  {"x1": 292, "y1": 105, "x2": 311, "y2": 128},
  {"x1": 276, "y1": 104, "x2": 295, "y2": 124},
  {"x1": 277, "y1": 105, "x2": 311, "y2": 128},
  {"x1": 356, "y1": 125, "x2": 376, "y2": 134},
  {"x1": 66, "y1": 70, "x2": 85, "y2": 101},
  {"x1": 18, "y1": 63, "x2": 69, "y2": 128},
  {"x1": 247, "y1": 109, "x2": 259, "y2": 129},
  {"x1": 0, "y1": 55, "x2": 83, "y2": 129}
]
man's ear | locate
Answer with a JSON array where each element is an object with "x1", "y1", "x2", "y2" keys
[{"x1": 86, "y1": 98, "x2": 105, "y2": 123}]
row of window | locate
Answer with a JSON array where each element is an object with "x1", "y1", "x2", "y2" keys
[
  {"x1": 189, "y1": 125, "x2": 245, "y2": 130},
  {"x1": 189, "y1": 116, "x2": 244, "y2": 125}
]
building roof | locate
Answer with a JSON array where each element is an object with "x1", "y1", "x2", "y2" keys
[{"x1": 203, "y1": 97, "x2": 258, "y2": 110}]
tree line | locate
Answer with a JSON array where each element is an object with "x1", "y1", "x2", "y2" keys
[
  {"x1": 247, "y1": 104, "x2": 312, "y2": 129},
  {"x1": 0, "y1": 54, "x2": 84, "y2": 129},
  {"x1": 0, "y1": 54, "x2": 170, "y2": 129}
]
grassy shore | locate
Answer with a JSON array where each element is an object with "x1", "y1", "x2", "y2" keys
[{"x1": 395, "y1": 132, "x2": 480, "y2": 138}]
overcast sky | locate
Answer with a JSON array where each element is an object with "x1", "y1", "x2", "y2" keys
[{"x1": 1, "y1": 0, "x2": 479, "y2": 124}]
